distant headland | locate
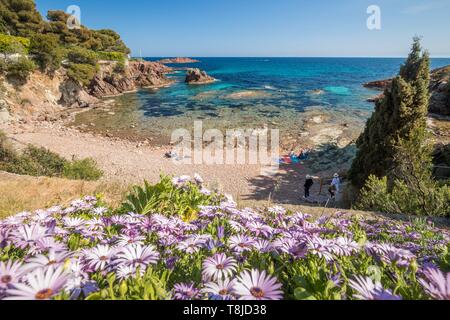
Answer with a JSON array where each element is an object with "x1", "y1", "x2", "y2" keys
[{"x1": 157, "y1": 57, "x2": 200, "y2": 64}]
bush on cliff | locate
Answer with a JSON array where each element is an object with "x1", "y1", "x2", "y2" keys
[
  {"x1": 96, "y1": 51, "x2": 126, "y2": 62},
  {"x1": 0, "y1": 34, "x2": 30, "y2": 54},
  {"x1": 67, "y1": 63, "x2": 97, "y2": 86},
  {"x1": 6, "y1": 56, "x2": 35, "y2": 81},
  {"x1": 29, "y1": 33, "x2": 62, "y2": 72},
  {"x1": 67, "y1": 47, "x2": 98, "y2": 66}
]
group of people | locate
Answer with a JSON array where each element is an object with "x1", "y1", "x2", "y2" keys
[{"x1": 303, "y1": 173, "x2": 341, "y2": 200}]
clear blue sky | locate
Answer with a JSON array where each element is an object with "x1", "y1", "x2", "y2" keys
[{"x1": 35, "y1": 0, "x2": 450, "y2": 57}]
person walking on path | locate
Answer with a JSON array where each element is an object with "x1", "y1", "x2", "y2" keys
[
  {"x1": 328, "y1": 173, "x2": 341, "y2": 199},
  {"x1": 303, "y1": 174, "x2": 319, "y2": 199}
]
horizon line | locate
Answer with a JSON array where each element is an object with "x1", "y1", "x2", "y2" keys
[{"x1": 136, "y1": 56, "x2": 450, "y2": 59}]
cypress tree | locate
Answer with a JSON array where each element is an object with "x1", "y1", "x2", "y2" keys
[{"x1": 349, "y1": 37, "x2": 431, "y2": 188}]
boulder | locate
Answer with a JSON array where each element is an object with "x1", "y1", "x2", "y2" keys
[{"x1": 185, "y1": 68, "x2": 216, "y2": 85}]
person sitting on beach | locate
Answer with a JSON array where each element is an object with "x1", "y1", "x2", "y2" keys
[{"x1": 304, "y1": 174, "x2": 316, "y2": 199}]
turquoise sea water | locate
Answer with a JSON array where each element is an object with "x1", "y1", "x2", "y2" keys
[
  {"x1": 143, "y1": 57, "x2": 450, "y2": 116},
  {"x1": 74, "y1": 58, "x2": 450, "y2": 145}
]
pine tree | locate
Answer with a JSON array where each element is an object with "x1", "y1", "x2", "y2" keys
[{"x1": 349, "y1": 37, "x2": 430, "y2": 188}]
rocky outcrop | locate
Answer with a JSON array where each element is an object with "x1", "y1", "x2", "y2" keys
[
  {"x1": 59, "y1": 78, "x2": 99, "y2": 109},
  {"x1": 363, "y1": 65, "x2": 450, "y2": 116},
  {"x1": 158, "y1": 57, "x2": 199, "y2": 64},
  {"x1": 185, "y1": 68, "x2": 216, "y2": 85},
  {"x1": 0, "y1": 60, "x2": 174, "y2": 124},
  {"x1": 89, "y1": 61, "x2": 173, "y2": 97},
  {"x1": 363, "y1": 79, "x2": 392, "y2": 90}
]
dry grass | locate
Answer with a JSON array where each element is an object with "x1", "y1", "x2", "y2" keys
[
  {"x1": 1, "y1": 171, "x2": 448, "y2": 229},
  {"x1": 0, "y1": 172, "x2": 128, "y2": 219}
]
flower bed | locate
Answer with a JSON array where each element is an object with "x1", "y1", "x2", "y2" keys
[{"x1": 0, "y1": 176, "x2": 449, "y2": 300}]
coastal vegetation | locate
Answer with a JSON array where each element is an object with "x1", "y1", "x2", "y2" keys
[
  {"x1": 0, "y1": 175, "x2": 449, "y2": 300},
  {"x1": 0, "y1": 130, "x2": 103, "y2": 181},
  {"x1": 0, "y1": 0, "x2": 129, "y2": 86},
  {"x1": 349, "y1": 38, "x2": 450, "y2": 217}
]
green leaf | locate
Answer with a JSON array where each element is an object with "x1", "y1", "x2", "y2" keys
[{"x1": 294, "y1": 287, "x2": 317, "y2": 300}]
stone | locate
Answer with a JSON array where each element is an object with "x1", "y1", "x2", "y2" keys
[{"x1": 185, "y1": 68, "x2": 216, "y2": 85}]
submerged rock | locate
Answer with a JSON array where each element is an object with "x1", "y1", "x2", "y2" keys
[{"x1": 185, "y1": 68, "x2": 216, "y2": 85}]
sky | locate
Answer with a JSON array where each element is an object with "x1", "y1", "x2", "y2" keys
[{"x1": 35, "y1": 0, "x2": 450, "y2": 57}]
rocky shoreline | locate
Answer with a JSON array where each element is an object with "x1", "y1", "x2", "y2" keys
[
  {"x1": 363, "y1": 65, "x2": 450, "y2": 116},
  {"x1": 0, "y1": 60, "x2": 174, "y2": 125}
]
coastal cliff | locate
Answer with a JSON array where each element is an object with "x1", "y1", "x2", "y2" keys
[
  {"x1": 364, "y1": 65, "x2": 450, "y2": 116},
  {"x1": 0, "y1": 60, "x2": 173, "y2": 124},
  {"x1": 89, "y1": 61, "x2": 173, "y2": 97}
]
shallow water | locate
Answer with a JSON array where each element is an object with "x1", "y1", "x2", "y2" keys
[{"x1": 73, "y1": 58, "x2": 450, "y2": 147}]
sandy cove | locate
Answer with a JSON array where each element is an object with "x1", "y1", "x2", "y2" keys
[
  {"x1": 2, "y1": 121, "x2": 264, "y2": 199},
  {"x1": 2, "y1": 116, "x2": 353, "y2": 207}
]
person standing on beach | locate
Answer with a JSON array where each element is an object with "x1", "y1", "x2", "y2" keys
[{"x1": 304, "y1": 175, "x2": 314, "y2": 199}]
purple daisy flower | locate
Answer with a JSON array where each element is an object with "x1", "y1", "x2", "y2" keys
[
  {"x1": 11, "y1": 224, "x2": 49, "y2": 250},
  {"x1": 348, "y1": 276, "x2": 401, "y2": 300},
  {"x1": 84, "y1": 245, "x2": 116, "y2": 272},
  {"x1": 234, "y1": 269, "x2": 283, "y2": 300},
  {"x1": 229, "y1": 235, "x2": 255, "y2": 253},
  {"x1": 173, "y1": 283, "x2": 201, "y2": 300},
  {"x1": 247, "y1": 222, "x2": 274, "y2": 238},
  {"x1": 24, "y1": 249, "x2": 73, "y2": 271},
  {"x1": 177, "y1": 237, "x2": 204, "y2": 254},
  {"x1": 0, "y1": 260, "x2": 26, "y2": 290},
  {"x1": 115, "y1": 234, "x2": 146, "y2": 247},
  {"x1": 4, "y1": 266, "x2": 69, "y2": 300},
  {"x1": 203, "y1": 278, "x2": 237, "y2": 300},
  {"x1": 114, "y1": 244, "x2": 159, "y2": 269},
  {"x1": 419, "y1": 267, "x2": 450, "y2": 300},
  {"x1": 202, "y1": 253, "x2": 237, "y2": 281}
]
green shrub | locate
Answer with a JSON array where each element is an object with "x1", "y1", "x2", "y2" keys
[
  {"x1": 0, "y1": 131, "x2": 102, "y2": 181},
  {"x1": 63, "y1": 158, "x2": 103, "y2": 181},
  {"x1": 67, "y1": 47, "x2": 98, "y2": 66},
  {"x1": 97, "y1": 51, "x2": 126, "y2": 62},
  {"x1": 29, "y1": 33, "x2": 62, "y2": 72},
  {"x1": 6, "y1": 56, "x2": 35, "y2": 80},
  {"x1": 0, "y1": 144, "x2": 66, "y2": 177},
  {"x1": 0, "y1": 34, "x2": 30, "y2": 54},
  {"x1": 22, "y1": 145, "x2": 67, "y2": 176},
  {"x1": 356, "y1": 175, "x2": 450, "y2": 217},
  {"x1": 67, "y1": 63, "x2": 97, "y2": 86},
  {"x1": 121, "y1": 176, "x2": 217, "y2": 220}
]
